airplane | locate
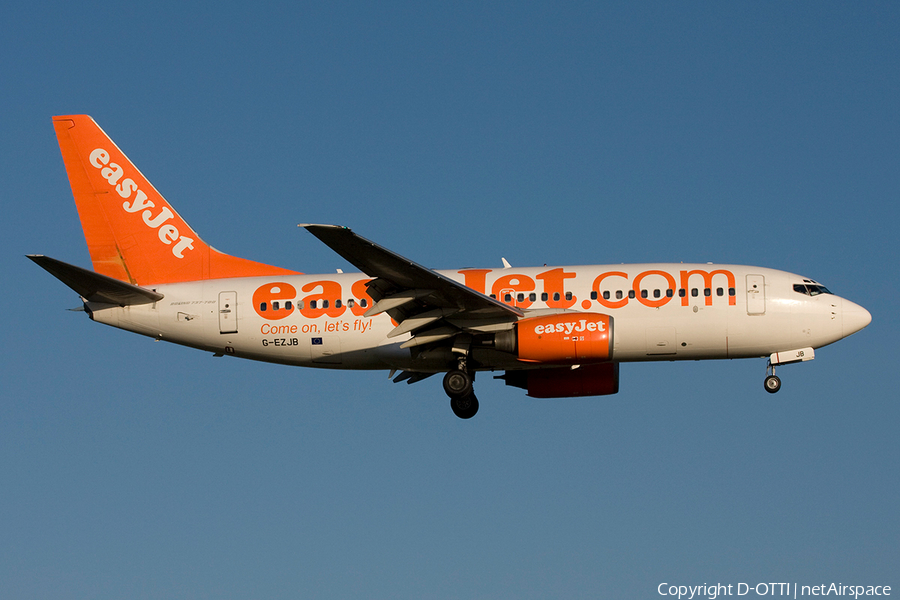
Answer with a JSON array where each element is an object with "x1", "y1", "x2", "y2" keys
[{"x1": 30, "y1": 115, "x2": 872, "y2": 419}]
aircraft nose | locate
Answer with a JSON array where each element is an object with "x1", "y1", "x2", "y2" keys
[{"x1": 842, "y1": 299, "x2": 872, "y2": 337}]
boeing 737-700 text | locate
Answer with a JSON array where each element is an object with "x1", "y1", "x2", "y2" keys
[{"x1": 30, "y1": 115, "x2": 872, "y2": 418}]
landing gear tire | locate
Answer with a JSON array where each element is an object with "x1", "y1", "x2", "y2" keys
[
  {"x1": 764, "y1": 375, "x2": 782, "y2": 394},
  {"x1": 443, "y1": 370, "x2": 473, "y2": 398},
  {"x1": 450, "y1": 393, "x2": 479, "y2": 419}
]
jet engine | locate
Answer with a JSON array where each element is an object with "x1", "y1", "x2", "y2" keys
[{"x1": 494, "y1": 312, "x2": 614, "y2": 364}]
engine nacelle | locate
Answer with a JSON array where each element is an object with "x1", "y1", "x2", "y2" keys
[
  {"x1": 501, "y1": 312, "x2": 614, "y2": 364},
  {"x1": 500, "y1": 363, "x2": 620, "y2": 398}
]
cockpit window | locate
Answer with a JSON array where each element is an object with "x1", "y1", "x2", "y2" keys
[{"x1": 793, "y1": 283, "x2": 833, "y2": 296}]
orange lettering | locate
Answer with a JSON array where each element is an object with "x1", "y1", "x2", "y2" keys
[
  {"x1": 633, "y1": 270, "x2": 676, "y2": 308},
  {"x1": 261, "y1": 323, "x2": 298, "y2": 335},
  {"x1": 491, "y1": 274, "x2": 535, "y2": 308},
  {"x1": 299, "y1": 280, "x2": 345, "y2": 318},
  {"x1": 680, "y1": 269, "x2": 736, "y2": 306},
  {"x1": 350, "y1": 278, "x2": 373, "y2": 316},
  {"x1": 592, "y1": 271, "x2": 629, "y2": 309},
  {"x1": 253, "y1": 282, "x2": 297, "y2": 320},
  {"x1": 459, "y1": 269, "x2": 492, "y2": 295},
  {"x1": 537, "y1": 268, "x2": 577, "y2": 308}
]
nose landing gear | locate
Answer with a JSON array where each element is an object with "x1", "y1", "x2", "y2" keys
[
  {"x1": 764, "y1": 360, "x2": 781, "y2": 394},
  {"x1": 762, "y1": 347, "x2": 815, "y2": 394}
]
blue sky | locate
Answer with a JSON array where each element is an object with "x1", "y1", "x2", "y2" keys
[{"x1": 2, "y1": 2, "x2": 898, "y2": 598}]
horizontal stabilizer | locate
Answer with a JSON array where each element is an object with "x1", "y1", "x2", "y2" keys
[{"x1": 28, "y1": 255, "x2": 164, "y2": 306}]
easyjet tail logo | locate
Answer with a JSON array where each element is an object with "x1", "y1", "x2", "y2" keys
[{"x1": 89, "y1": 148, "x2": 194, "y2": 258}]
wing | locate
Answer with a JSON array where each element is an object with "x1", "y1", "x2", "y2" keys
[{"x1": 300, "y1": 225, "x2": 522, "y2": 348}]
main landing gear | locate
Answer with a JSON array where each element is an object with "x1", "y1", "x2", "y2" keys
[
  {"x1": 443, "y1": 365, "x2": 479, "y2": 419},
  {"x1": 764, "y1": 360, "x2": 782, "y2": 394}
]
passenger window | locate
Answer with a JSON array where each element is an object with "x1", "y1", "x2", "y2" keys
[
  {"x1": 504, "y1": 293, "x2": 512, "y2": 302},
  {"x1": 490, "y1": 294, "x2": 496, "y2": 299},
  {"x1": 704, "y1": 288, "x2": 711, "y2": 297},
  {"x1": 691, "y1": 288, "x2": 698, "y2": 297},
  {"x1": 360, "y1": 299, "x2": 367, "y2": 308},
  {"x1": 297, "y1": 301, "x2": 304, "y2": 309},
  {"x1": 541, "y1": 293, "x2": 549, "y2": 302},
  {"x1": 717, "y1": 288, "x2": 724, "y2": 296},
  {"x1": 322, "y1": 300, "x2": 329, "y2": 309},
  {"x1": 347, "y1": 299, "x2": 355, "y2": 308},
  {"x1": 553, "y1": 293, "x2": 560, "y2": 301},
  {"x1": 285, "y1": 301, "x2": 293, "y2": 310},
  {"x1": 529, "y1": 293, "x2": 536, "y2": 302},
  {"x1": 616, "y1": 290, "x2": 623, "y2": 300},
  {"x1": 666, "y1": 289, "x2": 674, "y2": 298},
  {"x1": 335, "y1": 299, "x2": 342, "y2": 308},
  {"x1": 310, "y1": 300, "x2": 317, "y2": 309},
  {"x1": 565, "y1": 292, "x2": 572, "y2": 301},
  {"x1": 517, "y1": 293, "x2": 525, "y2": 302},
  {"x1": 272, "y1": 301, "x2": 280, "y2": 310},
  {"x1": 591, "y1": 291, "x2": 598, "y2": 300},
  {"x1": 603, "y1": 291, "x2": 610, "y2": 300},
  {"x1": 728, "y1": 288, "x2": 735, "y2": 296},
  {"x1": 628, "y1": 290, "x2": 636, "y2": 299},
  {"x1": 640, "y1": 290, "x2": 648, "y2": 299},
  {"x1": 259, "y1": 302, "x2": 267, "y2": 312},
  {"x1": 679, "y1": 289, "x2": 686, "y2": 298},
  {"x1": 654, "y1": 289, "x2": 661, "y2": 299}
]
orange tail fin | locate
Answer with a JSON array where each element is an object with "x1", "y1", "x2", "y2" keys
[{"x1": 53, "y1": 115, "x2": 299, "y2": 285}]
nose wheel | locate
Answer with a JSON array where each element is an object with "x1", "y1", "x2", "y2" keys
[
  {"x1": 764, "y1": 360, "x2": 782, "y2": 394},
  {"x1": 443, "y1": 368, "x2": 479, "y2": 419}
]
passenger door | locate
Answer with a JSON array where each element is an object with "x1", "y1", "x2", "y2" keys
[{"x1": 746, "y1": 275, "x2": 766, "y2": 315}]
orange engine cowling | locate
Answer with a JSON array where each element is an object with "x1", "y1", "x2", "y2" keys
[
  {"x1": 500, "y1": 363, "x2": 620, "y2": 398},
  {"x1": 515, "y1": 313, "x2": 613, "y2": 364}
]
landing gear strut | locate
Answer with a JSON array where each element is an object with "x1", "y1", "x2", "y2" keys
[
  {"x1": 443, "y1": 361, "x2": 479, "y2": 419},
  {"x1": 764, "y1": 360, "x2": 782, "y2": 394}
]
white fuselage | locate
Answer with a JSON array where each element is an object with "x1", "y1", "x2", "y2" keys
[{"x1": 86, "y1": 263, "x2": 869, "y2": 373}]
